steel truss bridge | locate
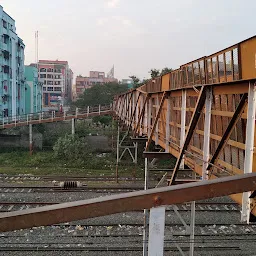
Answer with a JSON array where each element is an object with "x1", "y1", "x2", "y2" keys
[{"x1": 1, "y1": 36, "x2": 256, "y2": 255}]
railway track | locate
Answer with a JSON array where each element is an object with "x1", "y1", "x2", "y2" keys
[
  {"x1": 0, "y1": 174, "x2": 146, "y2": 182},
  {"x1": 0, "y1": 202, "x2": 241, "y2": 212},
  {"x1": 0, "y1": 186, "x2": 141, "y2": 193},
  {"x1": 0, "y1": 245, "x2": 241, "y2": 252}
]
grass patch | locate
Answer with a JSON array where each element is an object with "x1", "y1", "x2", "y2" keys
[{"x1": 0, "y1": 150, "x2": 144, "y2": 177}]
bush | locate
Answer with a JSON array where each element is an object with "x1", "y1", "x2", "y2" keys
[{"x1": 53, "y1": 134, "x2": 90, "y2": 160}]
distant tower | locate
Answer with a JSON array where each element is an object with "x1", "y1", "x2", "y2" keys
[{"x1": 107, "y1": 65, "x2": 114, "y2": 78}]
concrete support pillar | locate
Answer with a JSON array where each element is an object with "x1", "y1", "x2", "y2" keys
[
  {"x1": 180, "y1": 90, "x2": 186, "y2": 169},
  {"x1": 202, "y1": 87, "x2": 212, "y2": 180},
  {"x1": 29, "y1": 124, "x2": 33, "y2": 156},
  {"x1": 241, "y1": 82, "x2": 256, "y2": 223},
  {"x1": 143, "y1": 157, "x2": 149, "y2": 256},
  {"x1": 189, "y1": 172, "x2": 196, "y2": 256},
  {"x1": 148, "y1": 207, "x2": 166, "y2": 256},
  {"x1": 71, "y1": 118, "x2": 75, "y2": 135}
]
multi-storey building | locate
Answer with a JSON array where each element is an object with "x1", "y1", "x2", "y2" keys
[
  {"x1": 24, "y1": 66, "x2": 43, "y2": 114},
  {"x1": 0, "y1": 5, "x2": 25, "y2": 119},
  {"x1": 37, "y1": 60, "x2": 73, "y2": 111},
  {"x1": 74, "y1": 70, "x2": 118, "y2": 100}
]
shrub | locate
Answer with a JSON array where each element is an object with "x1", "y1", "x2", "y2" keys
[{"x1": 53, "y1": 134, "x2": 90, "y2": 160}]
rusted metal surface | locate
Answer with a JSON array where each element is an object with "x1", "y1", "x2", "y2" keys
[
  {"x1": 169, "y1": 86, "x2": 207, "y2": 185},
  {"x1": 1, "y1": 173, "x2": 256, "y2": 232}
]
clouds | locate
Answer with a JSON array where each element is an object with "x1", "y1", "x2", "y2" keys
[{"x1": 106, "y1": 0, "x2": 120, "y2": 8}]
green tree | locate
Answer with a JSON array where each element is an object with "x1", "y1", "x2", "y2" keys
[
  {"x1": 161, "y1": 67, "x2": 173, "y2": 75},
  {"x1": 74, "y1": 82, "x2": 128, "y2": 108},
  {"x1": 129, "y1": 75, "x2": 140, "y2": 88},
  {"x1": 149, "y1": 69, "x2": 160, "y2": 78}
]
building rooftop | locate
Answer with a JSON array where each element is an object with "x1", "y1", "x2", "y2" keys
[{"x1": 39, "y1": 60, "x2": 68, "y2": 65}]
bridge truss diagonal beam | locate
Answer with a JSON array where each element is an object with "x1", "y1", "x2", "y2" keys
[
  {"x1": 207, "y1": 93, "x2": 248, "y2": 178},
  {"x1": 133, "y1": 94, "x2": 150, "y2": 137},
  {"x1": 145, "y1": 92, "x2": 167, "y2": 151},
  {"x1": 169, "y1": 86, "x2": 207, "y2": 185},
  {"x1": 0, "y1": 173, "x2": 256, "y2": 232}
]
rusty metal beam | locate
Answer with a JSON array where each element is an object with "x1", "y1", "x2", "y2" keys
[
  {"x1": 143, "y1": 151, "x2": 173, "y2": 159},
  {"x1": 145, "y1": 92, "x2": 167, "y2": 151},
  {"x1": 207, "y1": 93, "x2": 248, "y2": 177},
  {"x1": 133, "y1": 94, "x2": 149, "y2": 136},
  {"x1": 169, "y1": 86, "x2": 207, "y2": 185},
  {"x1": 123, "y1": 92, "x2": 134, "y2": 126},
  {"x1": 0, "y1": 173, "x2": 256, "y2": 232},
  {"x1": 127, "y1": 92, "x2": 141, "y2": 133}
]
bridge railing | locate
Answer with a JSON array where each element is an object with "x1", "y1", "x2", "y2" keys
[{"x1": 0, "y1": 104, "x2": 113, "y2": 128}]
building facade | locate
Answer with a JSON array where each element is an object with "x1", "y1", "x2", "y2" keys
[
  {"x1": 37, "y1": 60, "x2": 73, "y2": 111},
  {"x1": 24, "y1": 66, "x2": 42, "y2": 114},
  {"x1": 0, "y1": 5, "x2": 25, "y2": 119},
  {"x1": 121, "y1": 79, "x2": 134, "y2": 89},
  {"x1": 74, "y1": 71, "x2": 118, "y2": 100}
]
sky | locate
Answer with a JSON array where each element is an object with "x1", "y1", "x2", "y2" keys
[{"x1": 1, "y1": 0, "x2": 256, "y2": 81}]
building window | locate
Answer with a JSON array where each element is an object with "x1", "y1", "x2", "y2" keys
[
  {"x1": 47, "y1": 87, "x2": 53, "y2": 91},
  {"x1": 43, "y1": 87, "x2": 46, "y2": 91},
  {"x1": 40, "y1": 74, "x2": 46, "y2": 78},
  {"x1": 47, "y1": 81, "x2": 53, "y2": 85},
  {"x1": 40, "y1": 68, "x2": 46, "y2": 72},
  {"x1": 2, "y1": 20, "x2": 7, "y2": 29},
  {"x1": 54, "y1": 87, "x2": 62, "y2": 91},
  {"x1": 3, "y1": 34, "x2": 8, "y2": 44},
  {"x1": 54, "y1": 69, "x2": 61, "y2": 73},
  {"x1": 47, "y1": 74, "x2": 52, "y2": 79},
  {"x1": 47, "y1": 68, "x2": 53, "y2": 72}
]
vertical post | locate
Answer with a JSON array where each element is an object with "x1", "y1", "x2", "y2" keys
[
  {"x1": 166, "y1": 96, "x2": 170, "y2": 152},
  {"x1": 29, "y1": 124, "x2": 33, "y2": 156},
  {"x1": 39, "y1": 113, "x2": 42, "y2": 123},
  {"x1": 63, "y1": 110, "x2": 66, "y2": 120},
  {"x1": 148, "y1": 207, "x2": 166, "y2": 256},
  {"x1": 99, "y1": 105, "x2": 101, "y2": 115},
  {"x1": 27, "y1": 115, "x2": 29, "y2": 125},
  {"x1": 87, "y1": 106, "x2": 90, "y2": 117},
  {"x1": 155, "y1": 96, "x2": 159, "y2": 145},
  {"x1": 202, "y1": 87, "x2": 212, "y2": 180},
  {"x1": 143, "y1": 157, "x2": 149, "y2": 256},
  {"x1": 241, "y1": 82, "x2": 256, "y2": 223},
  {"x1": 115, "y1": 124, "x2": 120, "y2": 183},
  {"x1": 51, "y1": 111, "x2": 54, "y2": 121},
  {"x1": 189, "y1": 172, "x2": 196, "y2": 256},
  {"x1": 180, "y1": 90, "x2": 186, "y2": 169},
  {"x1": 42, "y1": 112, "x2": 44, "y2": 120},
  {"x1": 147, "y1": 98, "x2": 152, "y2": 136},
  {"x1": 75, "y1": 108, "x2": 78, "y2": 118},
  {"x1": 133, "y1": 142, "x2": 138, "y2": 180},
  {"x1": 71, "y1": 118, "x2": 75, "y2": 135},
  {"x1": 139, "y1": 95, "x2": 143, "y2": 136},
  {"x1": 14, "y1": 116, "x2": 16, "y2": 127}
]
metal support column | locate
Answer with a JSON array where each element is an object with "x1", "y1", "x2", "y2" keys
[
  {"x1": 143, "y1": 157, "x2": 149, "y2": 256},
  {"x1": 166, "y1": 97, "x2": 170, "y2": 152},
  {"x1": 202, "y1": 88, "x2": 212, "y2": 180},
  {"x1": 180, "y1": 90, "x2": 186, "y2": 168},
  {"x1": 189, "y1": 172, "x2": 196, "y2": 256},
  {"x1": 29, "y1": 124, "x2": 33, "y2": 156},
  {"x1": 241, "y1": 82, "x2": 256, "y2": 223},
  {"x1": 115, "y1": 124, "x2": 120, "y2": 183},
  {"x1": 155, "y1": 96, "x2": 159, "y2": 145},
  {"x1": 71, "y1": 118, "x2": 75, "y2": 135}
]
